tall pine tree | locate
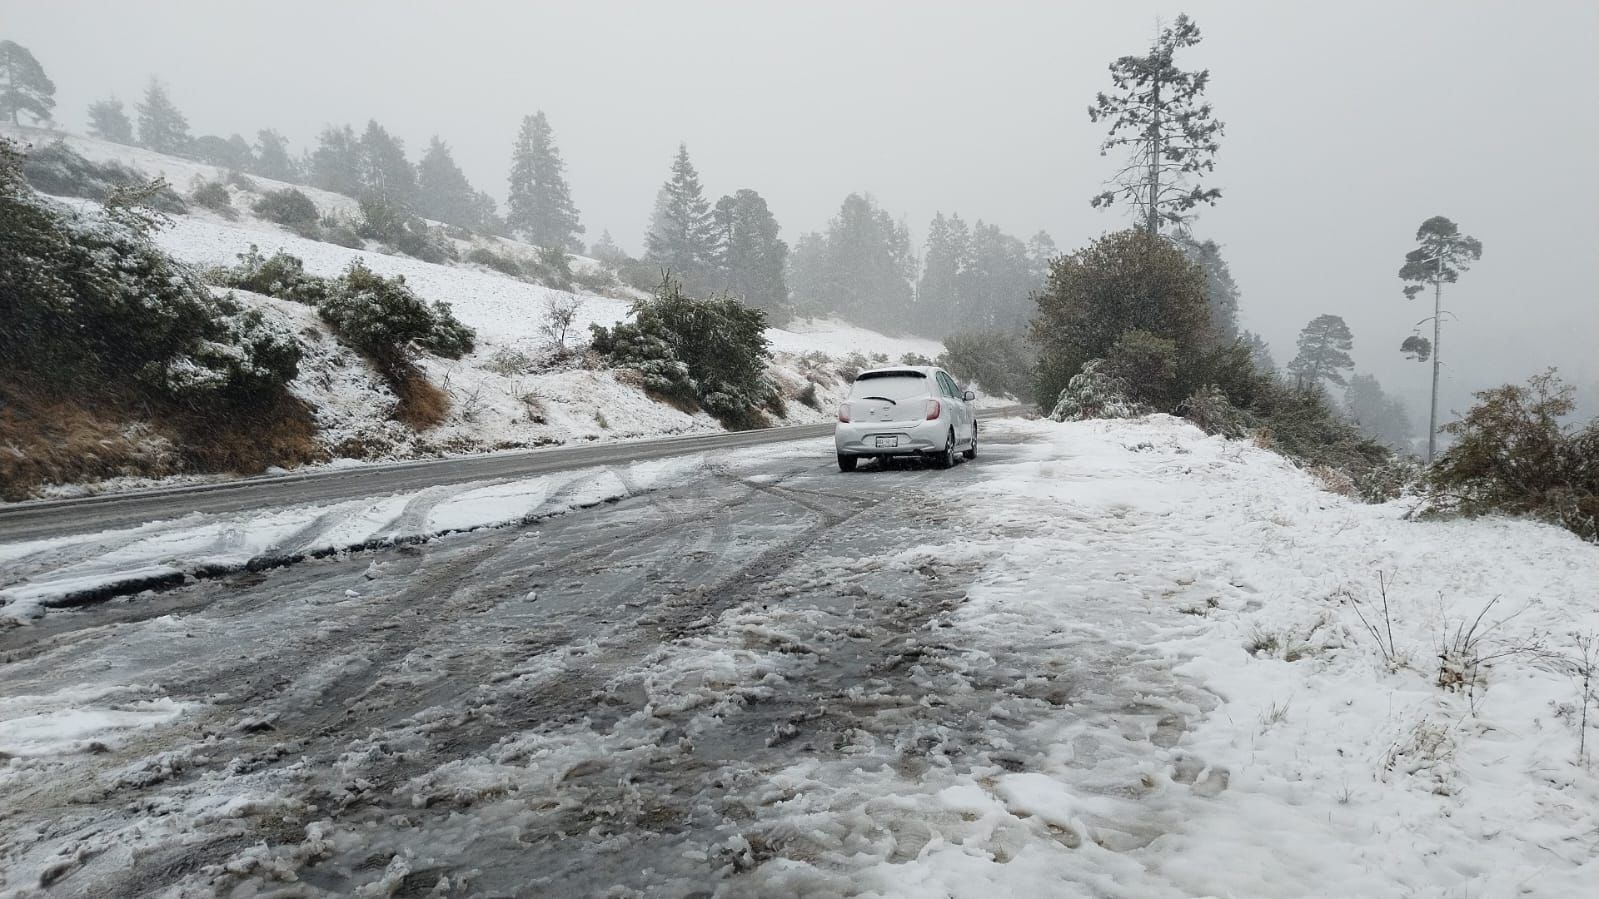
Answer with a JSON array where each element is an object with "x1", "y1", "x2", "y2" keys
[
  {"x1": 506, "y1": 111, "x2": 584, "y2": 251},
  {"x1": 136, "y1": 78, "x2": 190, "y2": 154},
  {"x1": 357, "y1": 120, "x2": 417, "y2": 207},
  {"x1": 645, "y1": 144, "x2": 717, "y2": 290},
  {"x1": 0, "y1": 40, "x2": 55, "y2": 125},
  {"x1": 417, "y1": 136, "x2": 483, "y2": 230},
  {"x1": 1287, "y1": 314, "x2": 1355, "y2": 389},
  {"x1": 86, "y1": 97, "x2": 134, "y2": 144},
  {"x1": 253, "y1": 129, "x2": 298, "y2": 182},
  {"x1": 309, "y1": 124, "x2": 361, "y2": 197},
  {"x1": 711, "y1": 188, "x2": 788, "y2": 315},
  {"x1": 1176, "y1": 235, "x2": 1240, "y2": 341}
]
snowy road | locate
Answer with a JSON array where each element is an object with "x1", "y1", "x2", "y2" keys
[{"x1": 5, "y1": 418, "x2": 1597, "y2": 898}]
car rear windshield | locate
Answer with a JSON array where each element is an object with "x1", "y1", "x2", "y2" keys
[{"x1": 848, "y1": 372, "x2": 930, "y2": 402}]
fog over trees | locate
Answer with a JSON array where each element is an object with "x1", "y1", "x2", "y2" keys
[{"x1": 1, "y1": 0, "x2": 1594, "y2": 418}]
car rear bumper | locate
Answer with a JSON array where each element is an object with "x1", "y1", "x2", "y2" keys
[{"x1": 834, "y1": 419, "x2": 947, "y2": 456}]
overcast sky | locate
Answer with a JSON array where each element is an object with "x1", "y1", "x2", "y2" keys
[{"x1": 5, "y1": 0, "x2": 1596, "y2": 418}]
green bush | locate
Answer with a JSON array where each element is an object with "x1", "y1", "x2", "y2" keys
[
  {"x1": 1428, "y1": 370, "x2": 1598, "y2": 542},
  {"x1": 899, "y1": 352, "x2": 935, "y2": 367},
  {"x1": 252, "y1": 187, "x2": 320, "y2": 236},
  {"x1": 0, "y1": 138, "x2": 297, "y2": 403},
  {"x1": 319, "y1": 211, "x2": 365, "y2": 249},
  {"x1": 465, "y1": 246, "x2": 524, "y2": 278},
  {"x1": 317, "y1": 260, "x2": 474, "y2": 364},
  {"x1": 590, "y1": 277, "x2": 775, "y2": 428},
  {"x1": 204, "y1": 245, "x2": 334, "y2": 305},
  {"x1": 1049, "y1": 360, "x2": 1143, "y2": 421},
  {"x1": 19, "y1": 140, "x2": 186, "y2": 213},
  {"x1": 526, "y1": 246, "x2": 573, "y2": 291},
  {"x1": 356, "y1": 194, "x2": 455, "y2": 264},
  {"x1": 191, "y1": 179, "x2": 236, "y2": 219}
]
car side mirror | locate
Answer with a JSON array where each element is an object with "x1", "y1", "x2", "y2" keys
[{"x1": 963, "y1": 390, "x2": 976, "y2": 401}]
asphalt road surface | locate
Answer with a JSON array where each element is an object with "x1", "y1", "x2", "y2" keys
[
  {"x1": 0, "y1": 408, "x2": 1027, "y2": 543},
  {"x1": 0, "y1": 419, "x2": 1207, "y2": 897}
]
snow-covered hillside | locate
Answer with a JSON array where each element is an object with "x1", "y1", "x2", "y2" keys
[{"x1": 3, "y1": 125, "x2": 947, "y2": 493}]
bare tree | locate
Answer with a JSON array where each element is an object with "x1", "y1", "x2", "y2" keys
[{"x1": 540, "y1": 293, "x2": 585, "y2": 353}]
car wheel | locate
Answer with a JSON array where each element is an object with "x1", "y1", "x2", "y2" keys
[
  {"x1": 934, "y1": 429, "x2": 956, "y2": 469},
  {"x1": 837, "y1": 453, "x2": 858, "y2": 472},
  {"x1": 962, "y1": 424, "x2": 978, "y2": 460}
]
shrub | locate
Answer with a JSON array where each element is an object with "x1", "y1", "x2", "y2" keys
[
  {"x1": 1428, "y1": 370, "x2": 1598, "y2": 542},
  {"x1": 1178, "y1": 384, "x2": 1250, "y2": 439},
  {"x1": 316, "y1": 260, "x2": 474, "y2": 365},
  {"x1": 252, "y1": 187, "x2": 320, "y2": 236},
  {"x1": 899, "y1": 352, "x2": 934, "y2": 367},
  {"x1": 938, "y1": 330, "x2": 1034, "y2": 399},
  {"x1": 319, "y1": 211, "x2": 364, "y2": 248},
  {"x1": 204, "y1": 246, "x2": 334, "y2": 305},
  {"x1": 616, "y1": 259, "x2": 663, "y2": 293},
  {"x1": 526, "y1": 246, "x2": 573, "y2": 291},
  {"x1": 1050, "y1": 360, "x2": 1144, "y2": 422},
  {"x1": 20, "y1": 140, "x2": 186, "y2": 212},
  {"x1": 191, "y1": 179, "x2": 236, "y2": 220},
  {"x1": 589, "y1": 276, "x2": 775, "y2": 428},
  {"x1": 798, "y1": 381, "x2": 820, "y2": 409},
  {"x1": 540, "y1": 294, "x2": 585, "y2": 351},
  {"x1": 356, "y1": 194, "x2": 455, "y2": 264},
  {"x1": 1356, "y1": 455, "x2": 1425, "y2": 504},
  {"x1": 465, "y1": 246, "x2": 524, "y2": 278},
  {"x1": 1104, "y1": 330, "x2": 1181, "y2": 408},
  {"x1": 572, "y1": 264, "x2": 619, "y2": 294}
]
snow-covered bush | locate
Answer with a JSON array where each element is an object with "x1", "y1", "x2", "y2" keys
[
  {"x1": 1355, "y1": 455, "x2": 1425, "y2": 504},
  {"x1": 465, "y1": 246, "x2": 523, "y2": 278},
  {"x1": 589, "y1": 278, "x2": 776, "y2": 427},
  {"x1": 356, "y1": 194, "x2": 454, "y2": 264},
  {"x1": 205, "y1": 246, "x2": 334, "y2": 305},
  {"x1": 1178, "y1": 384, "x2": 1250, "y2": 439},
  {"x1": 190, "y1": 178, "x2": 235, "y2": 219},
  {"x1": 317, "y1": 260, "x2": 474, "y2": 365},
  {"x1": 252, "y1": 187, "x2": 319, "y2": 236},
  {"x1": 0, "y1": 138, "x2": 299, "y2": 403},
  {"x1": 19, "y1": 140, "x2": 185, "y2": 212},
  {"x1": 1050, "y1": 360, "x2": 1144, "y2": 422}
]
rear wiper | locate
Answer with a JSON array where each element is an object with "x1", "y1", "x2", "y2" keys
[{"x1": 860, "y1": 395, "x2": 897, "y2": 404}]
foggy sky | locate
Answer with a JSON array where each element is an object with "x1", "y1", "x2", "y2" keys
[{"x1": 5, "y1": 0, "x2": 1596, "y2": 420}]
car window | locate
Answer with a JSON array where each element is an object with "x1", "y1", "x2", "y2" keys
[
  {"x1": 938, "y1": 373, "x2": 956, "y2": 397},
  {"x1": 848, "y1": 373, "x2": 929, "y2": 402}
]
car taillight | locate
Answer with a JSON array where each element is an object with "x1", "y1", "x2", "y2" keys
[
  {"x1": 925, "y1": 399, "x2": 942, "y2": 421},
  {"x1": 838, "y1": 403, "x2": 851, "y2": 423}
]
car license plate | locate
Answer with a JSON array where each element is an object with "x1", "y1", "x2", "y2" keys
[{"x1": 875, "y1": 436, "x2": 898, "y2": 448}]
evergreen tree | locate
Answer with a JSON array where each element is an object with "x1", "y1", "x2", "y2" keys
[
  {"x1": 136, "y1": 78, "x2": 191, "y2": 154},
  {"x1": 1287, "y1": 314, "x2": 1356, "y2": 389},
  {"x1": 1089, "y1": 15, "x2": 1224, "y2": 233},
  {"x1": 645, "y1": 143, "x2": 717, "y2": 289},
  {"x1": 1344, "y1": 373, "x2": 1414, "y2": 452},
  {"x1": 309, "y1": 124, "x2": 361, "y2": 197},
  {"x1": 190, "y1": 134, "x2": 253, "y2": 170},
  {"x1": 815, "y1": 192, "x2": 915, "y2": 334},
  {"x1": 589, "y1": 229, "x2": 627, "y2": 266},
  {"x1": 787, "y1": 232, "x2": 831, "y2": 318},
  {"x1": 710, "y1": 188, "x2": 788, "y2": 314},
  {"x1": 1240, "y1": 329, "x2": 1276, "y2": 373},
  {"x1": 965, "y1": 220, "x2": 1032, "y2": 332},
  {"x1": 0, "y1": 40, "x2": 55, "y2": 125},
  {"x1": 86, "y1": 97, "x2": 134, "y2": 144},
  {"x1": 417, "y1": 136, "x2": 482, "y2": 230},
  {"x1": 1176, "y1": 235, "x2": 1240, "y2": 341},
  {"x1": 918, "y1": 212, "x2": 960, "y2": 334},
  {"x1": 1031, "y1": 228, "x2": 1212, "y2": 404},
  {"x1": 1025, "y1": 230, "x2": 1058, "y2": 276},
  {"x1": 253, "y1": 129, "x2": 298, "y2": 182},
  {"x1": 505, "y1": 111, "x2": 584, "y2": 251},
  {"x1": 357, "y1": 120, "x2": 417, "y2": 207},
  {"x1": 1398, "y1": 214, "x2": 1482, "y2": 461}
]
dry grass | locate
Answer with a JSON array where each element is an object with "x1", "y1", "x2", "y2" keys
[
  {"x1": 0, "y1": 375, "x2": 327, "y2": 500},
  {"x1": 1309, "y1": 464, "x2": 1358, "y2": 497},
  {"x1": 385, "y1": 361, "x2": 450, "y2": 430}
]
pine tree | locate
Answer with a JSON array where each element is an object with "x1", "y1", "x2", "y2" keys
[
  {"x1": 136, "y1": 78, "x2": 191, "y2": 154},
  {"x1": 710, "y1": 188, "x2": 788, "y2": 314},
  {"x1": 0, "y1": 40, "x2": 55, "y2": 125},
  {"x1": 253, "y1": 129, "x2": 298, "y2": 182},
  {"x1": 1176, "y1": 236, "x2": 1240, "y2": 341},
  {"x1": 1287, "y1": 314, "x2": 1355, "y2": 389},
  {"x1": 309, "y1": 124, "x2": 361, "y2": 197},
  {"x1": 1240, "y1": 330, "x2": 1276, "y2": 373},
  {"x1": 1089, "y1": 15, "x2": 1224, "y2": 233},
  {"x1": 1344, "y1": 373, "x2": 1414, "y2": 452},
  {"x1": 505, "y1": 111, "x2": 584, "y2": 251},
  {"x1": 1398, "y1": 215, "x2": 1483, "y2": 462},
  {"x1": 357, "y1": 120, "x2": 417, "y2": 207},
  {"x1": 417, "y1": 137, "x2": 483, "y2": 231},
  {"x1": 590, "y1": 229, "x2": 627, "y2": 265},
  {"x1": 86, "y1": 97, "x2": 134, "y2": 144},
  {"x1": 918, "y1": 213, "x2": 960, "y2": 334},
  {"x1": 817, "y1": 193, "x2": 915, "y2": 334},
  {"x1": 645, "y1": 144, "x2": 717, "y2": 289}
]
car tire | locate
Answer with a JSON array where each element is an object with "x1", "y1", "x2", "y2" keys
[
  {"x1": 962, "y1": 424, "x2": 978, "y2": 460},
  {"x1": 837, "y1": 453, "x2": 858, "y2": 472},
  {"x1": 934, "y1": 429, "x2": 956, "y2": 469}
]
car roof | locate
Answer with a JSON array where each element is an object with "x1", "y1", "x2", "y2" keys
[{"x1": 856, "y1": 366, "x2": 940, "y2": 378}]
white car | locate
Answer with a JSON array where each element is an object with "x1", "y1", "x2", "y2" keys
[{"x1": 834, "y1": 366, "x2": 978, "y2": 471}]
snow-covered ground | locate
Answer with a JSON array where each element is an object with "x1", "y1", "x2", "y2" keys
[
  {"x1": 4, "y1": 125, "x2": 953, "y2": 496},
  {"x1": 3, "y1": 417, "x2": 1595, "y2": 895}
]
